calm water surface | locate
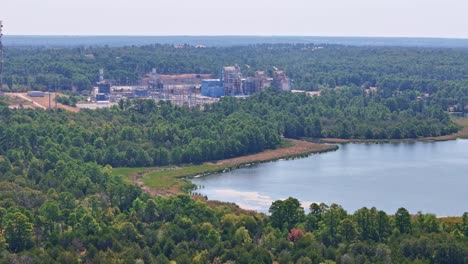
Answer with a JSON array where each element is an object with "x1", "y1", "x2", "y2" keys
[{"x1": 191, "y1": 139, "x2": 468, "y2": 215}]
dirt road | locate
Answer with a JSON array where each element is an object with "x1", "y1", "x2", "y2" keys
[
  {"x1": 6, "y1": 93, "x2": 80, "y2": 112},
  {"x1": 10, "y1": 93, "x2": 47, "y2": 109}
]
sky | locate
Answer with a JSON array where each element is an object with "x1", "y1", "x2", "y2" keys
[{"x1": 1, "y1": 0, "x2": 467, "y2": 38}]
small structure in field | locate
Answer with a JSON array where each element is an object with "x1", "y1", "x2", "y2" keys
[{"x1": 27, "y1": 91, "x2": 45, "y2": 97}]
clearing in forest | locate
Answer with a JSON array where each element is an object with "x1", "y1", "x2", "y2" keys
[{"x1": 4, "y1": 93, "x2": 80, "y2": 112}]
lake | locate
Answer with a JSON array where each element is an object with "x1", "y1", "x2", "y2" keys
[{"x1": 191, "y1": 139, "x2": 468, "y2": 216}]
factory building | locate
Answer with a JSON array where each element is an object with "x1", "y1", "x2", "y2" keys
[
  {"x1": 222, "y1": 65, "x2": 243, "y2": 96},
  {"x1": 200, "y1": 66, "x2": 291, "y2": 98},
  {"x1": 97, "y1": 82, "x2": 111, "y2": 94},
  {"x1": 148, "y1": 68, "x2": 163, "y2": 90},
  {"x1": 96, "y1": 93, "x2": 109, "y2": 102},
  {"x1": 96, "y1": 69, "x2": 111, "y2": 94},
  {"x1": 243, "y1": 77, "x2": 256, "y2": 95},
  {"x1": 201, "y1": 79, "x2": 224, "y2": 98},
  {"x1": 254, "y1": 71, "x2": 273, "y2": 93},
  {"x1": 273, "y1": 70, "x2": 290, "y2": 91},
  {"x1": 134, "y1": 88, "x2": 149, "y2": 97}
]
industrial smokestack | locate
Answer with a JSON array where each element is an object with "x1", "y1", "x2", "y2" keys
[
  {"x1": 99, "y1": 68, "x2": 104, "y2": 82},
  {"x1": 152, "y1": 68, "x2": 157, "y2": 82}
]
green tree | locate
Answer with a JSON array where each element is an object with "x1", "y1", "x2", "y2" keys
[
  {"x1": 395, "y1": 207, "x2": 412, "y2": 234},
  {"x1": 319, "y1": 203, "x2": 347, "y2": 246},
  {"x1": 269, "y1": 197, "x2": 305, "y2": 230},
  {"x1": 0, "y1": 232, "x2": 7, "y2": 252},
  {"x1": 461, "y1": 212, "x2": 468, "y2": 236},
  {"x1": 233, "y1": 226, "x2": 252, "y2": 245},
  {"x1": 4, "y1": 212, "x2": 33, "y2": 252},
  {"x1": 143, "y1": 199, "x2": 159, "y2": 222},
  {"x1": 354, "y1": 207, "x2": 377, "y2": 241},
  {"x1": 376, "y1": 210, "x2": 391, "y2": 242},
  {"x1": 79, "y1": 214, "x2": 101, "y2": 236},
  {"x1": 339, "y1": 218, "x2": 357, "y2": 243},
  {"x1": 39, "y1": 200, "x2": 62, "y2": 236}
]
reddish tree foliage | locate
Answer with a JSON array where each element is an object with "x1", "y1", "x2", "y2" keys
[{"x1": 288, "y1": 228, "x2": 304, "y2": 242}]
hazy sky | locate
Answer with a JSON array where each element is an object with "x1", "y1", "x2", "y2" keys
[{"x1": 1, "y1": 0, "x2": 467, "y2": 38}]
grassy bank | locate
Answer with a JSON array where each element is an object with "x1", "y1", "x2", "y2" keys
[
  {"x1": 111, "y1": 167, "x2": 148, "y2": 184},
  {"x1": 142, "y1": 164, "x2": 226, "y2": 193},
  {"x1": 113, "y1": 139, "x2": 338, "y2": 195}
]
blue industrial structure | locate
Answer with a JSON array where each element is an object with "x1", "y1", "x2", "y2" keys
[
  {"x1": 96, "y1": 93, "x2": 109, "y2": 101},
  {"x1": 201, "y1": 79, "x2": 224, "y2": 98},
  {"x1": 134, "y1": 88, "x2": 148, "y2": 97},
  {"x1": 201, "y1": 66, "x2": 289, "y2": 98},
  {"x1": 98, "y1": 82, "x2": 111, "y2": 94}
]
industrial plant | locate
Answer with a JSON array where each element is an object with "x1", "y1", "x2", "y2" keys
[
  {"x1": 88, "y1": 68, "x2": 218, "y2": 108},
  {"x1": 1, "y1": 21, "x2": 291, "y2": 109},
  {"x1": 201, "y1": 65, "x2": 290, "y2": 98},
  {"x1": 87, "y1": 65, "x2": 290, "y2": 108}
]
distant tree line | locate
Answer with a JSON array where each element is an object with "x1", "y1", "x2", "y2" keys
[
  {"x1": 3, "y1": 44, "x2": 468, "y2": 111},
  {"x1": 211, "y1": 88, "x2": 459, "y2": 139}
]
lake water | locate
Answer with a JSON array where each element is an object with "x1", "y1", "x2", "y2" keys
[{"x1": 191, "y1": 139, "x2": 468, "y2": 216}]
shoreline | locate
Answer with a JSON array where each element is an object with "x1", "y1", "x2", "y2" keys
[
  {"x1": 309, "y1": 118, "x2": 468, "y2": 144},
  {"x1": 113, "y1": 139, "x2": 338, "y2": 196},
  {"x1": 309, "y1": 136, "x2": 467, "y2": 145},
  {"x1": 186, "y1": 139, "x2": 339, "y2": 187},
  {"x1": 159, "y1": 138, "x2": 339, "y2": 193},
  {"x1": 113, "y1": 136, "x2": 466, "y2": 218},
  {"x1": 205, "y1": 139, "x2": 338, "y2": 167},
  {"x1": 116, "y1": 118, "x2": 468, "y2": 199}
]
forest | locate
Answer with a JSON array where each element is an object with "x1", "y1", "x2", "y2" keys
[
  {"x1": 0, "y1": 43, "x2": 467, "y2": 262},
  {"x1": 2, "y1": 44, "x2": 468, "y2": 112},
  {"x1": 0, "y1": 89, "x2": 467, "y2": 262},
  {"x1": 211, "y1": 89, "x2": 459, "y2": 139},
  {"x1": 0, "y1": 88, "x2": 459, "y2": 172}
]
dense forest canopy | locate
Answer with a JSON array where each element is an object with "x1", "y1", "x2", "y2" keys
[
  {"x1": 212, "y1": 89, "x2": 459, "y2": 139},
  {"x1": 0, "y1": 96, "x2": 467, "y2": 262},
  {"x1": 0, "y1": 89, "x2": 458, "y2": 179},
  {"x1": 3, "y1": 44, "x2": 468, "y2": 111},
  {"x1": 0, "y1": 90, "x2": 466, "y2": 263},
  {"x1": 0, "y1": 43, "x2": 467, "y2": 262},
  {"x1": 0, "y1": 97, "x2": 281, "y2": 168}
]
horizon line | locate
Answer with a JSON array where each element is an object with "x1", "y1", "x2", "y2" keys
[{"x1": 4, "y1": 34, "x2": 468, "y2": 40}]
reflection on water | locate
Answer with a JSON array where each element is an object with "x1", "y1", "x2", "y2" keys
[{"x1": 191, "y1": 139, "x2": 468, "y2": 215}]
